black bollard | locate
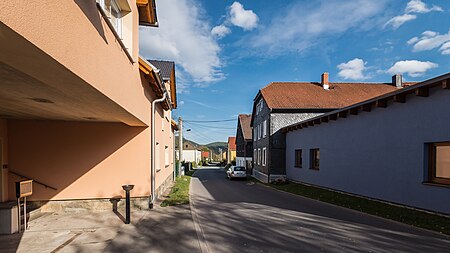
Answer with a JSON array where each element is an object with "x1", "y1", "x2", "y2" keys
[{"x1": 122, "y1": 185, "x2": 134, "y2": 224}]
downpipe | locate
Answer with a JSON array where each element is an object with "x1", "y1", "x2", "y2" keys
[{"x1": 150, "y1": 91, "x2": 167, "y2": 209}]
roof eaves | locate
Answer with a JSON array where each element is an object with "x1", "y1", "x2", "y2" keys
[{"x1": 282, "y1": 73, "x2": 450, "y2": 133}]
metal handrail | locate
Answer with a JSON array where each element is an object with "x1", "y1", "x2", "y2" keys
[{"x1": 9, "y1": 170, "x2": 57, "y2": 191}]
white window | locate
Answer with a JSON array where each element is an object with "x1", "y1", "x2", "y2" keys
[
  {"x1": 253, "y1": 128, "x2": 256, "y2": 141},
  {"x1": 262, "y1": 147, "x2": 267, "y2": 166},
  {"x1": 263, "y1": 120, "x2": 267, "y2": 138},
  {"x1": 258, "y1": 124, "x2": 262, "y2": 140},
  {"x1": 254, "y1": 149, "x2": 257, "y2": 162},
  {"x1": 99, "y1": 0, "x2": 123, "y2": 38},
  {"x1": 165, "y1": 146, "x2": 169, "y2": 167},
  {"x1": 156, "y1": 142, "x2": 160, "y2": 171},
  {"x1": 258, "y1": 148, "x2": 261, "y2": 165}
]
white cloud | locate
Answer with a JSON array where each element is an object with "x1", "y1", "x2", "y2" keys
[
  {"x1": 179, "y1": 101, "x2": 185, "y2": 106},
  {"x1": 139, "y1": 0, "x2": 224, "y2": 86},
  {"x1": 337, "y1": 58, "x2": 368, "y2": 80},
  {"x1": 405, "y1": 0, "x2": 443, "y2": 13},
  {"x1": 440, "y1": 42, "x2": 450, "y2": 55},
  {"x1": 408, "y1": 29, "x2": 450, "y2": 54},
  {"x1": 407, "y1": 37, "x2": 419, "y2": 45},
  {"x1": 211, "y1": 25, "x2": 231, "y2": 38},
  {"x1": 249, "y1": 0, "x2": 387, "y2": 55},
  {"x1": 387, "y1": 60, "x2": 438, "y2": 77},
  {"x1": 384, "y1": 0, "x2": 443, "y2": 30},
  {"x1": 229, "y1": 2, "x2": 259, "y2": 30},
  {"x1": 383, "y1": 14, "x2": 416, "y2": 30}
]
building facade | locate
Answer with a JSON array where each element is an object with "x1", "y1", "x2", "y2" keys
[
  {"x1": 235, "y1": 114, "x2": 253, "y2": 171},
  {"x1": 227, "y1": 137, "x2": 237, "y2": 164},
  {"x1": 251, "y1": 73, "x2": 407, "y2": 183},
  {"x1": 0, "y1": 0, "x2": 177, "y2": 231},
  {"x1": 284, "y1": 73, "x2": 450, "y2": 215}
]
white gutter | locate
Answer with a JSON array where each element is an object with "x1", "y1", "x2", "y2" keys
[{"x1": 150, "y1": 91, "x2": 167, "y2": 208}]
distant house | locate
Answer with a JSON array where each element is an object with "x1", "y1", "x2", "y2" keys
[
  {"x1": 251, "y1": 73, "x2": 411, "y2": 183},
  {"x1": 235, "y1": 114, "x2": 253, "y2": 171},
  {"x1": 176, "y1": 141, "x2": 201, "y2": 164},
  {"x1": 283, "y1": 72, "x2": 450, "y2": 215},
  {"x1": 227, "y1": 137, "x2": 237, "y2": 164},
  {"x1": 201, "y1": 150, "x2": 210, "y2": 161}
]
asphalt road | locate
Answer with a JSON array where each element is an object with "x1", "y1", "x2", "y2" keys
[{"x1": 190, "y1": 167, "x2": 450, "y2": 253}]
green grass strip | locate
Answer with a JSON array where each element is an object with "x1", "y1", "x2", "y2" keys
[
  {"x1": 265, "y1": 181, "x2": 450, "y2": 235},
  {"x1": 161, "y1": 170, "x2": 196, "y2": 207}
]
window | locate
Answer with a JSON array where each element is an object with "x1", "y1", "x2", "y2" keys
[
  {"x1": 253, "y1": 128, "x2": 256, "y2": 141},
  {"x1": 262, "y1": 147, "x2": 267, "y2": 166},
  {"x1": 428, "y1": 142, "x2": 450, "y2": 185},
  {"x1": 99, "y1": 0, "x2": 123, "y2": 38},
  {"x1": 156, "y1": 142, "x2": 161, "y2": 171},
  {"x1": 263, "y1": 120, "x2": 267, "y2": 138},
  {"x1": 258, "y1": 124, "x2": 262, "y2": 140},
  {"x1": 254, "y1": 149, "x2": 257, "y2": 163},
  {"x1": 165, "y1": 146, "x2": 169, "y2": 167},
  {"x1": 310, "y1": 149, "x2": 320, "y2": 170},
  {"x1": 258, "y1": 148, "x2": 261, "y2": 165},
  {"x1": 295, "y1": 149, "x2": 302, "y2": 168}
]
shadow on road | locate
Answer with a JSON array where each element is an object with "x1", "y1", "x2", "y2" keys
[{"x1": 190, "y1": 167, "x2": 450, "y2": 253}]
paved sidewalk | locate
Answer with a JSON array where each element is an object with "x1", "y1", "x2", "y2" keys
[{"x1": 0, "y1": 204, "x2": 201, "y2": 253}]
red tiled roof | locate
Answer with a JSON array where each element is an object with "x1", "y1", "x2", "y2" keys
[
  {"x1": 260, "y1": 82, "x2": 415, "y2": 109},
  {"x1": 238, "y1": 114, "x2": 252, "y2": 140},
  {"x1": 228, "y1": 137, "x2": 236, "y2": 150}
]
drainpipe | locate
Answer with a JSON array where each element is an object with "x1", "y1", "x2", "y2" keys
[{"x1": 150, "y1": 91, "x2": 167, "y2": 209}]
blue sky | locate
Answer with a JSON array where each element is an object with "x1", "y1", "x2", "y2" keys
[{"x1": 139, "y1": 0, "x2": 450, "y2": 144}]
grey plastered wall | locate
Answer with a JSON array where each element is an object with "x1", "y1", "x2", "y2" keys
[
  {"x1": 270, "y1": 113, "x2": 322, "y2": 175},
  {"x1": 285, "y1": 89, "x2": 450, "y2": 214}
]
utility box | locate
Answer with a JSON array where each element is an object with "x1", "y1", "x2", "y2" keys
[{"x1": 0, "y1": 202, "x2": 19, "y2": 234}]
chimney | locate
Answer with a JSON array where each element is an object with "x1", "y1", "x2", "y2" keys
[
  {"x1": 392, "y1": 74, "x2": 403, "y2": 88},
  {"x1": 321, "y1": 72, "x2": 329, "y2": 90}
]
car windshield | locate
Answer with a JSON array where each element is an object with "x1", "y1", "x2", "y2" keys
[{"x1": 234, "y1": 167, "x2": 246, "y2": 171}]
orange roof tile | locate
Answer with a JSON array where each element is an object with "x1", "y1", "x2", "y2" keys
[
  {"x1": 260, "y1": 82, "x2": 415, "y2": 109},
  {"x1": 228, "y1": 137, "x2": 236, "y2": 150},
  {"x1": 238, "y1": 114, "x2": 252, "y2": 140}
]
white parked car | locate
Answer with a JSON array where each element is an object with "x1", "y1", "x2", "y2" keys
[{"x1": 226, "y1": 166, "x2": 247, "y2": 180}]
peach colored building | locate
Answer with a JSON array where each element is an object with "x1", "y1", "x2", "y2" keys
[{"x1": 0, "y1": 0, "x2": 177, "y2": 230}]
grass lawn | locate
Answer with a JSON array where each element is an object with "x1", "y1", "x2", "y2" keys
[
  {"x1": 264, "y1": 180, "x2": 450, "y2": 235},
  {"x1": 161, "y1": 169, "x2": 196, "y2": 207}
]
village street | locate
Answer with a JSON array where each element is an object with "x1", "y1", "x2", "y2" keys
[{"x1": 190, "y1": 167, "x2": 450, "y2": 253}]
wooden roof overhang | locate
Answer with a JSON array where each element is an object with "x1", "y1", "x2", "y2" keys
[
  {"x1": 137, "y1": 0, "x2": 158, "y2": 27},
  {"x1": 138, "y1": 57, "x2": 170, "y2": 110}
]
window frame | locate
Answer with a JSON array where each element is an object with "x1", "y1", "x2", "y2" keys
[
  {"x1": 262, "y1": 147, "x2": 267, "y2": 166},
  {"x1": 165, "y1": 145, "x2": 170, "y2": 167},
  {"x1": 263, "y1": 120, "x2": 267, "y2": 138},
  {"x1": 428, "y1": 142, "x2": 450, "y2": 185},
  {"x1": 295, "y1": 149, "x2": 302, "y2": 168},
  {"x1": 310, "y1": 149, "x2": 320, "y2": 170},
  {"x1": 258, "y1": 148, "x2": 261, "y2": 165}
]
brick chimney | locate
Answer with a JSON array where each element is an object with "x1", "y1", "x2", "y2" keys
[
  {"x1": 392, "y1": 74, "x2": 403, "y2": 88},
  {"x1": 321, "y1": 72, "x2": 329, "y2": 90}
]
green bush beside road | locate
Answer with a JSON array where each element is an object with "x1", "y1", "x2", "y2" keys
[{"x1": 264, "y1": 180, "x2": 450, "y2": 235}]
